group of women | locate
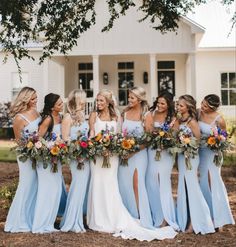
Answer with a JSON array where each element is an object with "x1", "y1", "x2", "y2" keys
[{"x1": 4, "y1": 86, "x2": 235, "y2": 241}]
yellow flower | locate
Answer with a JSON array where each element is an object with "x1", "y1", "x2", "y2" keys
[
  {"x1": 129, "y1": 139, "x2": 135, "y2": 145},
  {"x1": 50, "y1": 146, "x2": 60, "y2": 156},
  {"x1": 207, "y1": 136, "x2": 216, "y2": 146},
  {"x1": 122, "y1": 140, "x2": 132, "y2": 150},
  {"x1": 159, "y1": 131, "x2": 165, "y2": 137},
  {"x1": 27, "y1": 141, "x2": 34, "y2": 149},
  {"x1": 184, "y1": 137, "x2": 190, "y2": 144}
]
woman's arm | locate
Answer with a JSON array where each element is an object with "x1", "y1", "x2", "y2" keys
[
  {"x1": 216, "y1": 116, "x2": 226, "y2": 130},
  {"x1": 88, "y1": 112, "x2": 96, "y2": 138},
  {"x1": 189, "y1": 119, "x2": 201, "y2": 140},
  {"x1": 61, "y1": 113, "x2": 72, "y2": 142},
  {"x1": 38, "y1": 116, "x2": 52, "y2": 137},
  {"x1": 13, "y1": 115, "x2": 27, "y2": 142},
  {"x1": 144, "y1": 111, "x2": 153, "y2": 133}
]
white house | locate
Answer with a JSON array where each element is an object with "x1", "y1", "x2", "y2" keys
[{"x1": 0, "y1": 0, "x2": 235, "y2": 119}]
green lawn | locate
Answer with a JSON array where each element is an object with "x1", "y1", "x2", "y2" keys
[{"x1": 0, "y1": 147, "x2": 16, "y2": 162}]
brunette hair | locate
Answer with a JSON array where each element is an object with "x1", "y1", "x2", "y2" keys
[
  {"x1": 204, "y1": 94, "x2": 220, "y2": 111},
  {"x1": 149, "y1": 92, "x2": 174, "y2": 124},
  {"x1": 39, "y1": 93, "x2": 60, "y2": 135}
]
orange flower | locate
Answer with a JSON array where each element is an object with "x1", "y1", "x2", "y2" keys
[
  {"x1": 50, "y1": 146, "x2": 60, "y2": 156},
  {"x1": 207, "y1": 136, "x2": 216, "y2": 146},
  {"x1": 95, "y1": 133, "x2": 102, "y2": 142},
  {"x1": 184, "y1": 137, "x2": 190, "y2": 144},
  {"x1": 88, "y1": 141, "x2": 93, "y2": 146},
  {"x1": 122, "y1": 139, "x2": 132, "y2": 150}
]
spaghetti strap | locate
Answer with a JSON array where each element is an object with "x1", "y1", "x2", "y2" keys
[
  {"x1": 211, "y1": 115, "x2": 221, "y2": 126},
  {"x1": 17, "y1": 114, "x2": 30, "y2": 124}
]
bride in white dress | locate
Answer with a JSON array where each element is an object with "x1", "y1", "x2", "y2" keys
[{"x1": 87, "y1": 89, "x2": 177, "y2": 241}]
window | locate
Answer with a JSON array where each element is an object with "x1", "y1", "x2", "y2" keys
[
  {"x1": 12, "y1": 72, "x2": 28, "y2": 99},
  {"x1": 157, "y1": 61, "x2": 175, "y2": 96},
  {"x1": 221, "y1": 72, "x2": 236, "y2": 105},
  {"x1": 78, "y1": 63, "x2": 93, "y2": 98},
  {"x1": 118, "y1": 62, "x2": 134, "y2": 106}
]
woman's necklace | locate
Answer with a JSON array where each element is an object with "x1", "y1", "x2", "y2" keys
[{"x1": 179, "y1": 115, "x2": 190, "y2": 123}]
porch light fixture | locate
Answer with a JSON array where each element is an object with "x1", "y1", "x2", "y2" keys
[
  {"x1": 143, "y1": 71, "x2": 148, "y2": 84},
  {"x1": 103, "y1": 72, "x2": 109, "y2": 85}
]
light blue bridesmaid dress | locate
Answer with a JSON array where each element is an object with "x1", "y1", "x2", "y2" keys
[
  {"x1": 118, "y1": 114, "x2": 153, "y2": 229},
  {"x1": 32, "y1": 123, "x2": 67, "y2": 233},
  {"x1": 60, "y1": 121, "x2": 90, "y2": 232},
  {"x1": 199, "y1": 115, "x2": 235, "y2": 228},
  {"x1": 4, "y1": 114, "x2": 41, "y2": 232},
  {"x1": 146, "y1": 121, "x2": 179, "y2": 230},
  {"x1": 177, "y1": 124, "x2": 215, "y2": 234}
]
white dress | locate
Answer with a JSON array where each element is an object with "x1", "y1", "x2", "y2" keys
[{"x1": 87, "y1": 116, "x2": 177, "y2": 241}]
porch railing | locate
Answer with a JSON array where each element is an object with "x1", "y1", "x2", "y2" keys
[{"x1": 85, "y1": 98, "x2": 94, "y2": 119}]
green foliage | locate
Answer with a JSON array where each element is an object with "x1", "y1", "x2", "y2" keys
[
  {"x1": 0, "y1": 180, "x2": 18, "y2": 209},
  {"x1": 0, "y1": 0, "x2": 235, "y2": 66}
]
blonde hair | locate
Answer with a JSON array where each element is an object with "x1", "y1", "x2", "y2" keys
[
  {"x1": 10, "y1": 87, "x2": 36, "y2": 117},
  {"x1": 67, "y1": 89, "x2": 86, "y2": 125},
  {"x1": 123, "y1": 86, "x2": 149, "y2": 122},
  {"x1": 96, "y1": 89, "x2": 118, "y2": 120}
]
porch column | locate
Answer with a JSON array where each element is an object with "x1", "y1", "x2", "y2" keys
[
  {"x1": 186, "y1": 53, "x2": 196, "y2": 98},
  {"x1": 41, "y1": 58, "x2": 49, "y2": 109},
  {"x1": 149, "y1": 54, "x2": 157, "y2": 102},
  {"x1": 93, "y1": 55, "x2": 99, "y2": 97}
]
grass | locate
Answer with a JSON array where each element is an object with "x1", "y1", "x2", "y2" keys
[{"x1": 0, "y1": 147, "x2": 16, "y2": 162}]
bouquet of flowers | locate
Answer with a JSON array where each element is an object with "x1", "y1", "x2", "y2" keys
[
  {"x1": 116, "y1": 128, "x2": 142, "y2": 166},
  {"x1": 173, "y1": 126, "x2": 199, "y2": 170},
  {"x1": 13, "y1": 130, "x2": 47, "y2": 169},
  {"x1": 68, "y1": 131, "x2": 96, "y2": 169},
  {"x1": 201, "y1": 126, "x2": 231, "y2": 167},
  {"x1": 145, "y1": 122, "x2": 175, "y2": 161},
  {"x1": 91, "y1": 127, "x2": 117, "y2": 168}
]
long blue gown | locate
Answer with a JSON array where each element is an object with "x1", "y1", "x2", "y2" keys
[
  {"x1": 60, "y1": 121, "x2": 90, "y2": 232},
  {"x1": 32, "y1": 124, "x2": 67, "y2": 233},
  {"x1": 4, "y1": 114, "x2": 41, "y2": 232},
  {"x1": 177, "y1": 124, "x2": 215, "y2": 234},
  {"x1": 118, "y1": 115, "x2": 153, "y2": 229},
  {"x1": 146, "y1": 121, "x2": 179, "y2": 230},
  {"x1": 199, "y1": 116, "x2": 235, "y2": 228}
]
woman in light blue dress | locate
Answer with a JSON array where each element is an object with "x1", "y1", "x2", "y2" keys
[
  {"x1": 32, "y1": 93, "x2": 66, "y2": 233},
  {"x1": 146, "y1": 93, "x2": 179, "y2": 230},
  {"x1": 118, "y1": 87, "x2": 153, "y2": 229},
  {"x1": 175, "y1": 95, "x2": 215, "y2": 234},
  {"x1": 60, "y1": 89, "x2": 90, "y2": 232},
  {"x1": 198, "y1": 94, "x2": 235, "y2": 229},
  {"x1": 5, "y1": 87, "x2": 41, "y2": 232}
]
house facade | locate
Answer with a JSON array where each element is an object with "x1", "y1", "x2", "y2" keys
[{"x1": 0, "y1": 1, "x2": 235, "y2": 119}]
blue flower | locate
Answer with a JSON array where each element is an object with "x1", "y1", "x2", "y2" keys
[{"x1": 51, "y1": 132, "x2": 57, "y2": 141}]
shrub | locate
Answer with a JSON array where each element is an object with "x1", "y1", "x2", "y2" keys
[{"x1": 0, "y1": 102, "x2": 12, "y2": 128}]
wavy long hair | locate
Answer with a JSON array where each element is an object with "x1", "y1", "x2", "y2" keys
[
  {"x1": 95, "y1": 89, "x2": 118, "y2": 120},
  {"x1": 10, "y1": 87, "x2": 36, "y2": 117},
  {"x1": 67, "y1": 89, "x2": 86, "y2": 125},
  {"x1": 179, "y1": 94, "x2": 197, "y2": 120},
  {"x1": 39, "y1": 93, "x2": 60, "y2": 135},
  {"x1": 123, "y1": 86, "x2": 149, "y2": 123},
  {"x1": 149, "y1": 92, "x2": 174, "y2": 124}
]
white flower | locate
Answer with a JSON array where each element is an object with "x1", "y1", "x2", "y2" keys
[{"x1": 35, "y1": 141, "x2": 42, "y2": 149}]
